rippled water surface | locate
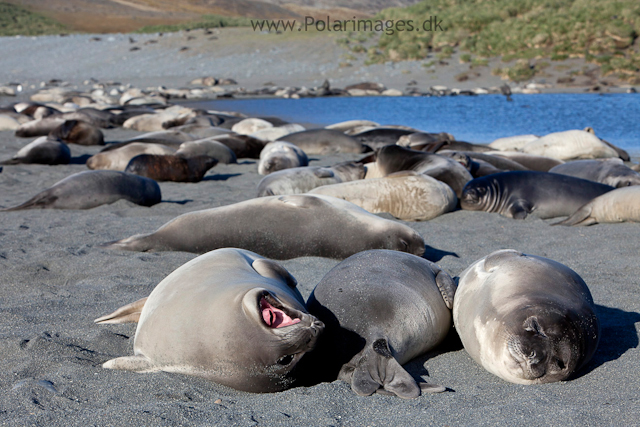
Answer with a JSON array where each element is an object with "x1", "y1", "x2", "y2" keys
[{"x1": 200, "y1": 93, "x2": 640, "y2": 156}]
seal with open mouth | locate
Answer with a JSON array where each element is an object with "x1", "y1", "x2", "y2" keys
[{"x1": 95, "y1": 248, "x2": 324, "y2": 392}]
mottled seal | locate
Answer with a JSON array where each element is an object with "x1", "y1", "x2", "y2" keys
[
  {"x1": 96, "y1": 248, "x2": 324, "y2": 393},
  {"x1": 102, "y1": 194, "x2": 425, "y2": 260},
  {"x1": 48, "y1": 119, "x2": 104, "y2": 146},
  {"x1": 0, "y1": 136, "x2": 70, "y2": 165},
  {"x1": 276, "y1": 129, "x2": 366, "y2": 155},
  {"x1": 453, "y1": 249, "x2": 600, "y2": 384},
  {"x1": 556, "y1": 186, "x2": 640, "y2": 226},
  {"x1": 549, "y1": 159, "x2": 640, "y2": 188},
  {"x1": 87, "y1": 142, "x2": 177, "y2": 171},
  {"x1": 461, "y1": 171, "x2": 614, "y2": 219},
  {"x1": 376, "y1": 145, "x2": 472, "y2": 197},
  {"x1": 1, "y1": 170, "x2": 161, "y2": 211},
  {"x1": 309, "y1": 171, "x2": 457, "y2": 221},
  {"x1": 258, "y1": 141, "x2": 308, "y2": 175},
  {"x1": 256, "y1": 162, "x2": 365, "y2": 197},
  {"x1": 125, "y1": 154, "x2": 217, "y2": 182},
  {"x1": 303, "y1": 250, "x2": 456, "y2": 398}
]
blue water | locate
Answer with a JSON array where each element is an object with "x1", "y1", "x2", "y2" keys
[{"x1": 198, "y1": 94, "x2": 640, "y2": 156}]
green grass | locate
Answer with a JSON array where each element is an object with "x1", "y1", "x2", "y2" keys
[
  {"x1": 0, "y1": 2, "x2": 68, "y2": 36},
  {"x1": 366, "y1": 0, "x2": 640, "y2": 81},
  {"x1": 135, "y1": 15, "x2": 251, "y2": 33}
]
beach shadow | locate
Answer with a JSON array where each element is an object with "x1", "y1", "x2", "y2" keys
[
  {"x1": 405, "y1": 328, "x2": 463, "y2": 390},
  {"x1": 422, "y1": 245, "x2": 459, "y2": 262},
  {"x1": 574, "y1": 304, "x2": 640, "y2": 378},
  {"x1": 238, "y1": 160, "x2": 256, "y2": 165},
  {"x1": 69, "y1": 154, "x2": 92, "y2": 165},
  {"x1": 161, "y1": 199, "x2": 193, "y2": 205},
  {"x1": 202, "y1": 173, "x2": 242, "y2": 181}
]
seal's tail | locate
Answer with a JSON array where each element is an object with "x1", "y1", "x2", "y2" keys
[
  {"x1": 94, "y1": 297, "x2": 148, "y2": 324},
  {"x1": 552, "y1": 205, "x2": 596, "y2": 226},
  {"x1": 98, "y1": 233, "x2": 154, "y2": 251},
  {"x1": 0, "y1": 192, "x2": 57, "y2": 212}
]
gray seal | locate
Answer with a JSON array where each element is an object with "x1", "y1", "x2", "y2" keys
[
  {"x1": 102, "y1": 194, "x2": 425, "y2": 260},
  {"x1": 304, "y1": 249, "x2": 456, "y2": 398},
  {"x1": 0, "y1": 136, "x2": 70, "y2": 165},
  {"x1": 257, "y1": 162, "x2": 365, "y2": 197},
  {"x1": 1, "y1": 170, "x2": 161, "y2": 211},
  {"x1": 453, "y1": 249, "x2": 600, "y2": 384},
  {"x1": 460, "y1": 171, "x2": 614, "y2": 219},
  {"x1": 276, "y1": 129, "x2": 366, "y2": 154},
  {"x1": 549, "y1": 159, "x2": 640, "y2": 188},
  {"x1": 96, "y1": 248, "x2": 324, "y2": 393}
]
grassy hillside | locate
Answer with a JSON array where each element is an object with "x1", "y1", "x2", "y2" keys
[
  {"x1": 0, "y1": 1, "x2": 68, "y2": 36},
  {"x1": 135, "y1": 15, "x2": 251, "y2": 33},
  {"x1": 363, "y1": 0, "x2": 640, "y2": 82}
]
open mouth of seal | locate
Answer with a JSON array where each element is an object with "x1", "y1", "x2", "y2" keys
[{"x1": 259, "y1": 294, "x2": 301, "y2": 328}]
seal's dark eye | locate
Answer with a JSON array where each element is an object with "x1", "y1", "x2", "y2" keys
[{"x1": 277, "y1": 354, "x2": 294, "y2": 366}]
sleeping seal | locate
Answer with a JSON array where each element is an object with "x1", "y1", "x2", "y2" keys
[
  {"x1": 0, "y1": 136, "x2": 70, "y2": 165},
  {"x1": 276, "y1": 129, "x2": 366, "y2": 154},
  {"x1": 125, "y1": 154, "x2": 217, "y2": 182},
  {"x1": 309, "y1": 171, "x2": 457, "y2": 221},
  {"x1": 96, "y1": 248, "x2": 324, "y2": 393},
  {"x1": 549, "y1": 159, "x2": 640, "y2": 188},
  {"x1": 460, "y1": 171, "x2": 614, "y2": 219},
  {"x1": 556, "y1": 186, "x2": 640, "y2": 226},
  {"x1": 1, "y1": 170, "x2": 161, "y2": 211},
  {"x1": 453, "y1": 249, "x2": 600, "y2": 384},
  {"x1": 102, "y1": 194, "x2": 425, "y2": 260},
  {"x1": 303, "y1": 249, "x2": 456, "y2": 398},
  {"x1": 258, "y1": 141, "x2": 308, "y2": 175},
  {"x1": 257, "y1": 162, "x2": 365, "y2": 196}
]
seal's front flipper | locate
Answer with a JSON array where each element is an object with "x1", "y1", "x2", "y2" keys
[
  {"x1": 98, "y1": 234, "x2": 154, "y2": 251},
  {"x1": 507, "y1": 199, "x2": 533, "y2": 219},
  {"x1": 103, "y1": 355, "x2": 156, "y2": 372},
  {"x1": 94, "y1": 297, "x2": 148, "y2": 324},
  {"x1": 348, "y1": 338, "x2": 421, "y2": 399}
]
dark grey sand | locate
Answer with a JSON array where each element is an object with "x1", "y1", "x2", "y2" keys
[{"x1": 1, "y1": 127, "x2": 639, "y2": 426}]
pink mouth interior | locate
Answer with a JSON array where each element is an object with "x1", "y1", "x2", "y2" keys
[{"x1": 260, "y1": 297, "x2": 300, "y2": 328}]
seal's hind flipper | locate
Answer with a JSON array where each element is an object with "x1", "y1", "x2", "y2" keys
[
  {"x1": 0, "y1": 191, "x2": 58, "y2": 212},
  {"x1": 345, "y1": 338, "x2": 421, "y2": 399},
  {"x1": 553, "y1": 205, "x2": 596, "y2": 226},
  {"x1": 94, "y1": 297, "x2": 148, "y2": 324},
  {"x1": 98, "y1": 234, "x2": 153, "y2": 251},
  {"x1": 103, "y1": 355, "x2": 156, "y2": 372}
]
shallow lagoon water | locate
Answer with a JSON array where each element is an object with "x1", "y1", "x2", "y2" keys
[{"x1": 202, "y1": 93, "x2": 640, "y2": 157}]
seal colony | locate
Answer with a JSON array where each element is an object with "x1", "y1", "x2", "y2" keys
[{"x1": 1, "y1": 87, "x2": 638, "y2": 421}]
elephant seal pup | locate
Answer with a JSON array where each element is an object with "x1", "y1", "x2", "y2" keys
[
  {"x1": 376, "y1": 145, "x2": 472, "y2": 197},
  {"x1": 549, "y1": 159, "x2": 640, "y2": 188},
  {"x1": 87, "y1": 142, "x2": 176, "y2": 171},
  {"x1": 96, "y1": 248, "x2": 324, "y2": 393},
  {"x1": 488, "y1": 152, "x2": 564, "y2": 172},
  {"x1": 304, "y1": 250, "x2": 456, "y2": 398},
  {"x1": 520, "y1": 130, "x2": 620, "y2": 160},
  {"x1": 231, "y1": 117, "x2": 273, "y2": 135},
  {"x1": 276, "y1": 129, "x2": 366, "y2": 155},
  {"x1": 258, "y1": 141, "x2": 308, "y2": 175},
  {"x1": 309, "y1": 171, "x2": 457, "y2": 221},
  {"x1": 461, "y1": 171, "x2": 614, "y2": 219},
  {"x1": 175, "y1": 138, "x2": 237, "y2": 164},
  {"x1": 488, "y1": 134, "x2": 539, "y2": 151},
  {"x1": 1, "y1": 170, "x2": 161, "y2": 211},
  {"x1": 350, "y1": 127, "x2": 414, "y2": 150},
  {"x1": 453, "y1": 249, "x2": 600, "y2": 384},
  {"x1": 556, "y1": 186, "x2": 640, "y2": 226},
  {"x1": 325, "y1": 119, "x2": 379, "y2": 133},
  {"x1": 125, "y1": 154, "x2": 217, "y2": 182},
  {"x1": 15, "y1": 116, "x2": 66, "y2": 137},
  {"x1": 48, "y1": 119, "x2": 104, "y2": 146},
  {"x1": 257, "y1": 162, "x2": 365, "y2": 196},
  {"x1": 211, "y1": 133, "x2": 267, "y2": 159},
  {"x1": 0, "y1": 136, "x2": 70, "y2": 165},
  {"x1": 102, "y1": 194, "x2": 425, "y2": 260}
]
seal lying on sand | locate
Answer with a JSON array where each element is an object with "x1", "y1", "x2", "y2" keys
[
  {"x1": 555, "y1": 186, "x2": 640, "y2": 226},
  {"x1": 549, "y1": 159, "x2": 640, "y2": 188},
  {"x1": 124, "y1": 154, "x2": 217, "y2": 182},
  {"x1": 309, "y1": 171, "x2": 457, "y2": 221},
  {"x1": 257, "y1": 162, "x2": 365, "y2": 197},
  {"x1": 304, "y1": 250, "x2": 455, "y2": 398},
  {"x1": 258, "y1": 141, "x2": 308, "y2": 175},
  {"x1": 1, "y1": 170, "x2": 161, "y2": 211},
  {"x1": 96, "y1": 248, "x2": 324, "y2": 393},
  {"x1": 0, "y1": 136, "x2": 70, "y2": 165},
  {"x1": 87, "y1": 143, "x2": 176, "y2": 171},
  {"x1": 102, "y1": 194, "x2": 425, "y2": 260},
  {"x1": 276, "y1": 129, "x2": 366, "y2": 154},
  {"x1": 460, "y1": 171, "x2": 614, "y2": 219},
  {"x1": 453, "y1": 249, "x2": 600, "y2": 384}
]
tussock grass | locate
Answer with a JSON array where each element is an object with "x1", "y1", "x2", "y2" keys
[
  {"x1": 135, "y1": 15, "x2": 251, "y2": 34},
  {"x1": 0, "y1": 2, "x2": 68, "y2": 36}
]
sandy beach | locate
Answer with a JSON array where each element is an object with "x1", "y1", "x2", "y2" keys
[{"x1": 1, "y1": 29, "x2": 640, "y2": 426}]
